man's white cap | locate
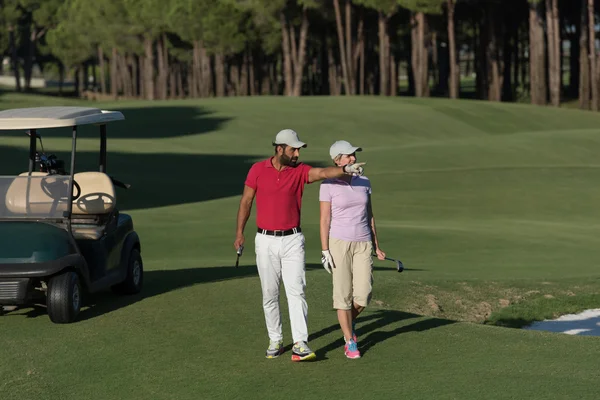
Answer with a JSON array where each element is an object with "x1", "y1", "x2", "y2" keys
[
  {"x1": 329, "y1": 140, "x2": 362, "y2": 159},
  {"x1": 273, "y1": 129, "x2": 307, "y2": 148}
]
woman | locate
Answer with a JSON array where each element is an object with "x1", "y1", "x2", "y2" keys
[{"x1": 319, "y1": 140, "x2": 385, "y2": 359}]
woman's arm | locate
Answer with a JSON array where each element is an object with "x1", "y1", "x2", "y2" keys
[
  {"x1": 367, "y1": 194, "x2": 385, "y2": 259},
  {"x1": 320, "y1": 201, "x2": 332, "y2": 250}
]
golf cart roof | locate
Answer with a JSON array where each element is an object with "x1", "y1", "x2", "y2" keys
[{"x1": 0, "y1": 107, "x2": 124, "y2": 130}]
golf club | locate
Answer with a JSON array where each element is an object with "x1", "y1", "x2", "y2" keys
[
  {"x1": 235, "y1": 245, "x2": 244, "y2": 267},
  {"x1": 374, "y1": 255, "x2": 404, "y2": 272}
]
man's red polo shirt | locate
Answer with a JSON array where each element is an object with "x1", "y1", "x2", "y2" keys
[{"x1": 244, "y1": 157, "x2": 313, "y2": 231}]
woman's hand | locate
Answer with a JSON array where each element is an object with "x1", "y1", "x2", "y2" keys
[{"x1": 375, "y1": 247, "x2": 386, "y2": 260}]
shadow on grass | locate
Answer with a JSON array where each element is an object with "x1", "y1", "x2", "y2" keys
[
  {"x1": 78, "y1": 265, "x2": 259, "y2": 321},
  {"x1": 306, "y1": 310, "x2": 455, "y2": 360},
  {"x1": 5, "y1": 258, "x2": 418, "y2": 324},
  {"x1": 80, "y1": 262, "x2": 406, "y2": 321},
  {"x1": 0, "y1": 105, "x2": 231, "y2": 139}
]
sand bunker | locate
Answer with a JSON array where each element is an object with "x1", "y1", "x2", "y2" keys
[{"x1": 524, "y1": 309, "x2": 600, "y2": 336}]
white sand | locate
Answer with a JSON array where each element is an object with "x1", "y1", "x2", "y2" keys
[{"x1": 524, "y1": 309, "x2": 600, "y2": 336}]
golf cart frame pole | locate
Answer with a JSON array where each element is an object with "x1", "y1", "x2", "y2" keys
[
  {"x1": 99, "y1": 124, "x2": 107, "y2": 173},
  {"x1": 28, "y1": 129, "x2": 37, "y2": 174},
  {"x1": 67, "y1": 125, "x2": 77, "y2": 220}
]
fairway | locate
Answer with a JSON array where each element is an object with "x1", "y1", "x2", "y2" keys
[{"x1": 2, "y1": 92, "x2": 600, "y2": 399}]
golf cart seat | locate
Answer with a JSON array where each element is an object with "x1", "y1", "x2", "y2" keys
[
  {"x1": 18, "y1": 172, "x2": 49, "y2": 176},
  {"x1": 70, "y1": 172, "x2": 116, "y2": 240},
  {"x1": 5, "y1": 174, "x2": 70, "y2": 215}
]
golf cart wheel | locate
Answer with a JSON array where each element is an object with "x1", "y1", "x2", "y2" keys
[
  {"x1": 112, "y1": 249, "x2": 143, "y2": 295},
  {"x1": 47, "y1": 271, "x2": 82, "y2": 324}
]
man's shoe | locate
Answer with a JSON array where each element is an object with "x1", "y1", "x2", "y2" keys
[
  {"x1": 266, "y1": 339, "x2": 284, "y2": 359},
  {"x1": 344, "y1": 339, "x2": 361, "y2": 359},
  {"x1": 291, "y1": 341, "x2": 316, "y2": 361}
]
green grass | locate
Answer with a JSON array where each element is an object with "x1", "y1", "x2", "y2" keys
[{"x1": 2, "y1": 90, "x2": 600, "y2": 399}]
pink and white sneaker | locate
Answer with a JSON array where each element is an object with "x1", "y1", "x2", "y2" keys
[{"x1": 344, "y1": 339, "x2": 361, "y2": 359}]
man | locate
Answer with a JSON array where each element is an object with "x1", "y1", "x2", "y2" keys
[{"x1": 234, "y1": 129, "x2": 365, "y2": 361}]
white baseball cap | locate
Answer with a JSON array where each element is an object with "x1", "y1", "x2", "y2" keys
[
  {"x1": 273, "y1": 129, "x2": 307, "y2": 148},
  {"x1": 329, "y1": 140, "x2": 362, "y2": 159}
]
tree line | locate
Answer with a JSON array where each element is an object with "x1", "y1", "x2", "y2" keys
[{"x1": 1, "y1": 0, "x2": 599, "y2": 110}]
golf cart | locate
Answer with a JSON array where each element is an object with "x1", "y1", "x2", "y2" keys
[{"x1": 0, "y1": 106, "x2": 142, "y2": 323}]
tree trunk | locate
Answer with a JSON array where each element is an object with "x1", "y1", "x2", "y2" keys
[
  {"x1": 158, "y1": 33, "x2": 169, "y2": 100},
  {"x1": 345, "y1": 0, "x2": 355, "y2": 94},
  {"x1": 215, "y1": 53, "x2": 225, "y2": 97},
  {"x1": 411, "y1": 14, "x2": 419, "y2": 96},
  {"x1": 58, "y1": 62, "x2": 64, "y2": 95},
  {"x1": 432, "y1": 32, "x2": 439, "y2": 89},
  {"x1": 327, "y1": 43, "x2": 339, "y2": 95},
  {"x1": 390, "y1": 56, "x2": 397, "y2": 96},
  {"x1": 131, "y1": 55, "x2": 138, "y2": 97},
  {"x1": 77, "y1": 65, "x2": 84, "y2": 98},
  {"x1": 241, "y1": 52, "x2": 249, "y2": 96},
  {"x1": 200, "y1": 43, "x2": 212, "y2": 97},
  {"x1": 513, "y1": 26, "x2": 520, "y2": 97},
  {"x1": 24, "y1": 26, "x2": 35, "y2": 91},
  {"x1": 588, "y1": 0, "x2": 598, "y2": 110},
  {"x1": 187, "y1": 61, "x2": 195, "y2": 98},
  {"x1": 111, "y1": 47, "x2": 118, "y2": 98},
  {"x1": 580, "y1": 0, "x2": 590, "y2": 109},
  {"x1": 529, "y1": 1, "x2": 547, "y2": 105},
  {"x1": 156, "y1": 36, "x2": 165, "y2": 99},
  {"x1": 502, "y1": 13, "x2": 514, "y2": 101},
  {"x1": 487, "y1": 4, "x2": 501, "y2": 102},
  {"x1": 177, "y1": 64, "x2": 184, "y2": 98},
  {"x1": 281, "y1": 12, "x2": 294, "y2": 96},
  {"x1": 169, "y1": 65, "x2": 176, "y2": 99},
  {"x1": 8, "y1": 25, "x2": 21, "y2": 92},
  {"x1": 144, "y1": 36, "x2": 154, "y2": 100},
  {"x1": 291, "y1": 7, "x2": 309, "y2": 96},
  {"x1": 552, "y1": 0, "x2": 561, "y2": 104},
  {"x1": 118, "y1": 54, "x2": 129, "y2": 97},
  {"x1": 447, "y1": 0, "x2": 459, "y2": 98},
  {"x1": 357, "y1": 12, "x2": 365, "y2": 95},
  {"x1": 476, "y1": 10, "x2": 488, "y2": 99},
  {"x1": 333, "y1": 0, "x2": 352, "y2": 95},
  {"x1": 546, "y1": 0, "x2": 560, "y2": 106},
  {"x1": 249, "y1": 50, "x2": 256, "y2": 96},
  {"x1": 98, "y1": 46, "x2": 107, "y2": 94},
  {"x1": 411, "y1": 12, "x2": 428, "y2": 97},
  {"x1": 139, "y1": 57, "x2": 145, "y2": 99},
  {"x1": 379, "y1": 12, "x2": 389, "y2": 96}
]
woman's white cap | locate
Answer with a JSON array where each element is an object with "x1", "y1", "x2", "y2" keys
[{"x1": 329, "y1": 140, "x2": 362, "y2": 159}]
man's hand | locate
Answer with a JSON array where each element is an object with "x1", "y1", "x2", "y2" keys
[
  {"x1": 234, "y1": 234, "x2": 245, "y2": 251},
  {"x1": 343, "y1": 162, "x2": 366, "y2": 176},
  {"x1": 321, "y1": 250, "x2": 335, "y2": 274}
]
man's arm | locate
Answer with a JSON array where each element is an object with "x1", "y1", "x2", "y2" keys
[
  {"x1": 234, "y1": 185, "x2": 255, "y2": 249},
  {"x1": 307, "y1": 163, "x2": 365, "y2": 183}
]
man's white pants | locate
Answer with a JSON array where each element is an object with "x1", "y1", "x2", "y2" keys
[{"x1": 255, "y1": 232, "x2": 308, "y2": 344}]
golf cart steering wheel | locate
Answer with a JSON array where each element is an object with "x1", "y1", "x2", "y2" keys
[{"x1": 40, "y1": 178, "x2": 81, "y2": 201}]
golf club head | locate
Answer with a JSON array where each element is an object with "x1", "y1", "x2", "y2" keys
[
  {"x1": 395, "y1": 259, "x2": 404, "y2": 273},
  {"x1": 382, "y1": 256, "x2": 404, "y2": 273}
]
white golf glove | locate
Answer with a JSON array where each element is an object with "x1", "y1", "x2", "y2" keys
[
  {"x1": 321, "y1": 250, "x2": 334, "y2": 274},
  {"x1": 343, "y1": 162, "x2": 365, "y2": 176}
]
